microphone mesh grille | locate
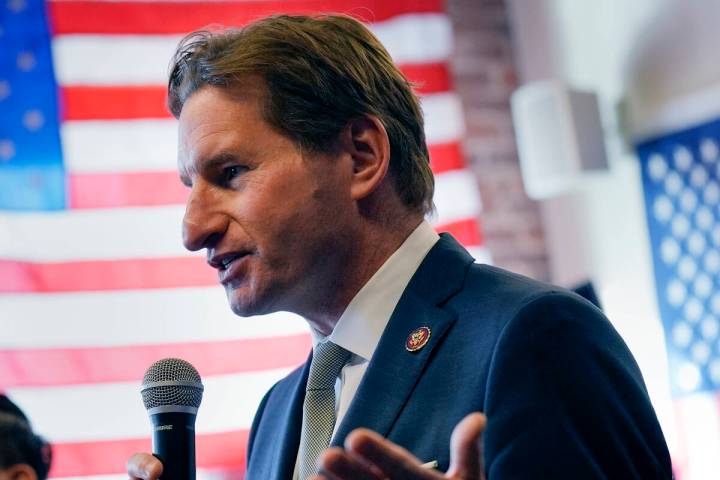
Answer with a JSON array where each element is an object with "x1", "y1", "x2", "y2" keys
[{"x1": 141, "y1": 358, "x2": 203, "y2": 410}]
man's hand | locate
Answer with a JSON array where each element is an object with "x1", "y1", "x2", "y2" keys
[
  {"x1": 126, "y1": 452, "x2": 163, "y2": 480},
  {"x1": 312, "y1": 412, "x2": 486, "y2": 480}
]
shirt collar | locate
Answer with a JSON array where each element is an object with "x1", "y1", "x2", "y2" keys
[{"x1": 311, "y1": 220, "x2": 440, "y2": 360}]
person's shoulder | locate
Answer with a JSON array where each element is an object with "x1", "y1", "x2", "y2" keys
[
  {"x1": 447, "y1": 262, "x2": 611, "y2": 348},
  {"x1": 467, "y1": 262, "x2": 556, "y2": 292},
  {"x1": 462, "y1": 265, "x2": 624, "y2": 359},
  {"x1": 456, "y1": 262, "x2": 584, "y2": 313}
]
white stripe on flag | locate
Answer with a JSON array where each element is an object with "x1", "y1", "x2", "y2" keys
[
  {"x1": 61, "y1": 93, "x2": 463, "y2": 174},
  {"x1": 371, "y1": 13, "x2": 451, "y2": 64},
  {"x1": 433, "y1": 169, "x2": 483, "y2": 224},
  {"x1": 0, "y1": 206, "x2": 189, "y2": 260},
  {"x1": 52, "y1": 14, "x2": 451, "y2": 86},
  {"x1": 421, "y1": 92, "x2": 465, "y2": 145},
  {"x1": 52, "y1": 34, "x2": 179, "y2": 86},
  {"x1": 8, "y1": 368, "x2": 292, "y2": 442},
  {"x1": 62, "y1": 119, "x2": 179, "y2": 174},
  {"x1": 0, "y1": 289, "x2": 306, "y2": 348}
]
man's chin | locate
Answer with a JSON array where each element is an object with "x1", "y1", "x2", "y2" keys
[
  {"x1": 226, "y1": 289, "x2": 271, "y2": 318},
  {"x1": 228, "y1": 298, "x2": 260, "y2": 318},
  {"x1": 225, "y1": 282, "x2": 291, "y2": 318}
]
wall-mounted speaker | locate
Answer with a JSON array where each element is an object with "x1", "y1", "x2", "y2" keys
[{"x1": 511, "y1": 81, "x2": 608, "y2": 199}]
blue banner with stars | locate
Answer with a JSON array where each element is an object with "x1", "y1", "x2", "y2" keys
[
  {"x1": 0, "y1": 0, "x2": 65, "y2": 210},
  {"x1": 638, "y1": 119, "x2": 720, "y2": 396}
]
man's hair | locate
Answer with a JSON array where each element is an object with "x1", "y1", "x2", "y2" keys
[
  {"x1": 0, "y1": 413, "x2": 52, "y2": 480},
  {"x1": 168, "y1": 14, "x2": 434, "y2": 214}
]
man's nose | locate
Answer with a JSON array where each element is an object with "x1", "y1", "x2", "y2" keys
[{"x1": 182, "y1": 183, "x2": 228, "y2": 252}]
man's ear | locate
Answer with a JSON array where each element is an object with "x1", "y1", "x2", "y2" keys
[
  {"x1": 4, "y1": 464, "x2": 37, "y2": 480},
  {"x1": 343, "y1": 115, "x2": 390, "y2": 201}
]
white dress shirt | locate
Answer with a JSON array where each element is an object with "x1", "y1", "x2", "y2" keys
[{"x1": 292, "y1": 220, "x2": 440, "y2": 479}]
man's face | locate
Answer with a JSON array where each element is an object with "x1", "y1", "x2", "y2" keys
[{"x1": 178, "y1": 81, "x2": 355, "y2": 318}]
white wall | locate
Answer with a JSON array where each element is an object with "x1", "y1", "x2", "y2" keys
[{"x1": 623, "y1": 0, "x2": 720, "y2": 138}]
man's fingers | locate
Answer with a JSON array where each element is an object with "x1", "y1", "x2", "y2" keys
[
  {"x1": 126, "y1": 452, "x2": 163, "y2": 480},
  {"x1": 313, "y1": 414, "x2": 485, "y2": 480},
  {"x1": 344, "y1": 428, "x2": 440, "y2": 479},
  {"x1": 446, "y1": 413, "x2": 486, "y2": 480},
  {"x1": 317, "y1": 446, "x2": 385, "y2": 480}
]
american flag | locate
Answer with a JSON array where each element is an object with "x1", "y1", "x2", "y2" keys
[
  {"x1": 638, "y1": 118, "x2": 720, "y2": 480},
  {"x1": 0, "y1": 0, "x2": 487, "y2": 478}
]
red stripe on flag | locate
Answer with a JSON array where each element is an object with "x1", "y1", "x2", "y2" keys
[
  {"x1": 69, "y1": 171, "x2": 189, "y2": 209},
  {"x1": 62, "y1": 85, "x2": 169, "y2": 121},
  {"x1": 436, "y1": 218, "x2": 482, "y2": 247},
  {"x1": 49, "y1": 0, "x2": 444, "y2": 35},
  {"x1": 61, "y1": 63, "x2": 449, "y2": 121},
  {"x1": 67, "y1": 141, "x2": 463, "y2": 210},
  {"x1": 0, "y1": 334, "x2": 310, "y2": 388},
  {"x1": 429, "y1": 141, "x2": 465, "y2": 173},
  {"x1": 0, "y1": 257, "x2": 215, "y2": 293},
  {"x1": 50, "y1": 430, "x2": 248, "y2": 478},
  {"x1": 402, "y1": 62, "x2": 452, "y2": 95}
]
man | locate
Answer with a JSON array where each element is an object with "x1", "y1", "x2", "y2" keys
[
  {"x1": 0, "y1": 395, "x2": 52, "y2": 480},
  {"x1": 128, "y1": 14, "x2": 672, "y2": 479}
]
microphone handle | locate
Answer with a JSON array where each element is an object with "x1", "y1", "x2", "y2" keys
[{"x1": 151, "y1": 411, "x2": 197, "y2": 480}]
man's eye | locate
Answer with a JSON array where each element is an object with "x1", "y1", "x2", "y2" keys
[{"x1": 223, "y1": 166, "x2": 245, "y2": 182}]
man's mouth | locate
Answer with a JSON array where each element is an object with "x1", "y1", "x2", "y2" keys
[
  {"x1": 213, "y1": 252, "x2": 252, "y2": 286},
  {"x1": 220, "y1": 255, "x2": 240, "y2": 271},
  {"x1": 208, "y1": 251, "x2": 250, "y2": 272}
]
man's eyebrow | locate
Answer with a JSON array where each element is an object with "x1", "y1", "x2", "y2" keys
[
  {"x1": 178, "y1": 152, "x2": 243, "y2": 186},
  {"x1": 204, "y1": 151, "x2": 240, "y2": 168}
]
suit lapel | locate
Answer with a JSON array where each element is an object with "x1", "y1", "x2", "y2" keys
[{"x1": 332, "y1": 234, "x2": 474, "y2": 445}]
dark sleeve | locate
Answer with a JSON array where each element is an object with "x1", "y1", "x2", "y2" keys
[
  {"x1": 246, "y1": 383, "x2": 276, "y2": 466},
  {"x1": 483, "y1": 292, "x2": 672, "y2": 479}
]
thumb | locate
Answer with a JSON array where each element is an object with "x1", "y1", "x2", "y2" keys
[
  {"x1": 446, "y1": 412, "x2": 486, "y2": 480},
  {"x1": 126, "y1": 453, "x2": 163, "y2": 480}
]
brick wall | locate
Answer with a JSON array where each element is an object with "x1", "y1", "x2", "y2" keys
[{"x1": 447, "y1": 0, "x2": 550, "y2": 281}]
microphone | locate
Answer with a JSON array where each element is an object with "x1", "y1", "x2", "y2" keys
[{"x1": 141, "y1": 358, "x2": 204, "y2": 480}]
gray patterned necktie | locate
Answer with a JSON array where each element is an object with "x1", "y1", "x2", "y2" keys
[{"x1": 298, "y1": 341, "x2": 351, "y2": 480}]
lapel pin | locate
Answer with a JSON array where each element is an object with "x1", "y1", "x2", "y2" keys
[{"x1": 406, "y1": 326, "x2": 431, "y2": 352}]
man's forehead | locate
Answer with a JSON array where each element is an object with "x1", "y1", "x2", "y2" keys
[
  {"x1": 178, "y1": 81, "x2": 265, "y2": 143},
  {"x1": 180, "y1": 78, "x2": 266, "y2": 118}
]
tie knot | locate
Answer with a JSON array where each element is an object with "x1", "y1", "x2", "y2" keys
[{"x1": 307, "y1": 341, "x2": 351, "y2": 391}]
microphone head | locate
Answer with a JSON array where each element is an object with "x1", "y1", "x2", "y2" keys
[{"x1": 141, "y1": 358, "x2": 204, "y2": 415}]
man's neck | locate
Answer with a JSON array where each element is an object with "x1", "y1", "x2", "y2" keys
[{"x1": 302, "y1": 215, "x2": 424, "y2": 336}]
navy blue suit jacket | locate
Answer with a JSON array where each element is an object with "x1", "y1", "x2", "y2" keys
[{"x1": 246, "y1": 234, "x2": 672, "y2": 479}]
